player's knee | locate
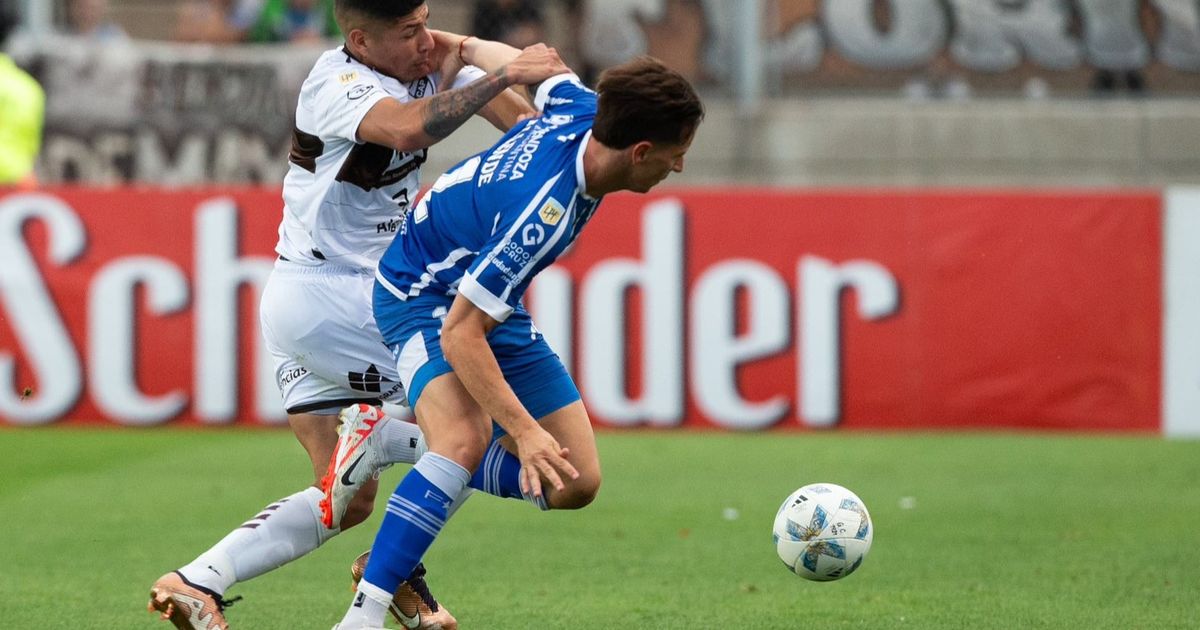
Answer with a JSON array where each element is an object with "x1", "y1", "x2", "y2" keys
[
  {"x1": 433, "y1": 433, "x2": 490, "y2": 472},
  {"x1": 551, "y1": 472, "x2": 601, "y2": 510}
]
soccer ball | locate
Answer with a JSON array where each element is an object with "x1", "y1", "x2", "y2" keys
[{"x1": 773, "y1": 483, "x2": 873, "y2": 581}]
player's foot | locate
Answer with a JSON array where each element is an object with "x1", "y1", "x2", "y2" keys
[
  {"x1": 351, "y1": 551, "x2": 458, "y2": 630},
  {"x1": 319, "y1": 404, "x2": 392, "y2": 529},
  {"x1": 147, "y1": 572, "x2": 240, "y2": 630}
]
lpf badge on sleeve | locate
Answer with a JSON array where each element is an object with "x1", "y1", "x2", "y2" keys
[{"x1": 539, "y1": 199, "x2": 565, "y2": 226}]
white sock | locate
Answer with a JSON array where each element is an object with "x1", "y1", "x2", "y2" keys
[
  {"x1": 378, "y1": 415, "x2": 422, "y2": 465},
  {"x1": 178, "y1": 487, "x2": 336, "y2": 594},
  {"x1": 339, "y1": 579, "x2": 392, "y2": 628},
  {"x1": 447, "y1": 487, "x2": 474, "y2": 519}
]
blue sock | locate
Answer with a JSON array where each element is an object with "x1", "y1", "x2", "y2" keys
[
  {"x1": 468, "y1": 440, "x2": 549, "y2": 510},
  {"x1": 361, "y1": 453, "x2": 469, "y2": 594}
]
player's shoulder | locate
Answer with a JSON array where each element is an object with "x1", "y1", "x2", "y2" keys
[
  {"x1": 534, "y1": 73, "x2": 595, "y2": 112},
  {"x1": 304, "y1": 47, "x2": 374, "y2": 88}
]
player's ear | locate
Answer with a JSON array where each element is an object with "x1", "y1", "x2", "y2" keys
[
  {"x1": 347, "y1": 27, "x2": 369, "y2": 54},
  {"x1": 630, "y1": 141, "x2": 653, "y2": 164}
]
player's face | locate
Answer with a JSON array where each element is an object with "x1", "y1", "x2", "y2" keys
[
  {"x1": 362, "y1": 5, "x2": 436, "y2": 82},
  {"x1": 628, "y1": 131, "x2": 694, "y2": 193}
]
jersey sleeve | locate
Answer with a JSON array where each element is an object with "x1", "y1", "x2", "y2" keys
[
  {"x1": 533, "y1": 73, "x2": 596, "y2": 119},
  {"x1": 446, "y1": 65, "x2": 487, "y2": 90},
  {"x1": 458, "y1": 181, "x2": 576, "y2": 322},
  {"x1": 312, "y1": 67, "x2": 395, "y2": 143}
]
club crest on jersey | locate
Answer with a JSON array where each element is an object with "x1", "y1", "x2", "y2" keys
[
  {"x1": 348, "y1": 84, "x2": 375, "y2": 100},
  {"x1": 539, "y1": 199, "x2": 565, "y2": 226}
]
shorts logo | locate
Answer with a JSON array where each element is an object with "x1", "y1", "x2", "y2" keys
[
  {"x1": 522, "y1": 224, "x2": 545, "y2": 246},
  {"x1": 279, "y1": 366, "x2": 308, "y2": 388},
  {"x1": 348, "y1": 364, "x2": 393, "y2": 393},
  {"x1": 539, "y1": 199, "x2": 565, "y2": 226}
]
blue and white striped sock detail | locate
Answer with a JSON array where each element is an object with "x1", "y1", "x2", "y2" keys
[
  {"x1": 468, "y1": 440, "x2": 550, "y2": 511},
  {"x1": 361, "y1": 453, "x2": 469, "y2": 594}
]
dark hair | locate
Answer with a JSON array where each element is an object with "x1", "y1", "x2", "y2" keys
[
  {"x1": 335, "y1": 0, "x2": 424, "y2": 31},
  {"x1": 592, "y1": 56, "x2": 704, "y2": 150},
  {"x1": 0, "y1": 0, "x2": 16, "y2": 45}
]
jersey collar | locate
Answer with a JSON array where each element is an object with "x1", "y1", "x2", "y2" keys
[
  {"x1": 575, "y1": 129, "x2": 597, "y2": 201},
  {"x1": 341, "y1": 44, "x2": 405, "y2": 83}
]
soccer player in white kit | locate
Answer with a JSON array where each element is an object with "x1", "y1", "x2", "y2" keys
[{"x1": 146, "y1": 2, "x2": 569, "y2": 629}]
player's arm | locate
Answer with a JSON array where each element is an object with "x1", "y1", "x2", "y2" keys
[
  {"x1": 452, "y1": 34, "x2": 566, "y2": 106},
  {"x1": 356, "y1": 44, "x2": 564, "y2": 153},
  {"x1": 440, "y1": 295, "x2": 579, "y2": 498},
  {"x1": 477, "y1": 89, "x2": 536, "y2": 131},
  {"x1": 428, "y1": 31, "x2": 537, "y2": 131}
]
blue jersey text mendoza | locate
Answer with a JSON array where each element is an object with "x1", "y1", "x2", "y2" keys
[{"x1": 374, "y1": 72, "x2": 599, "y2": 419}]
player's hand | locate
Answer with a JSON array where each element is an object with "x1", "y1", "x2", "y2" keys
[
  {"x1": 515, "y1": 110, "x2": 542, "y2": 124},
  {"x1": 513, "y1": 424, "x2": 579, "y2": 499},
  {"x1": 430, "y1": 29, "x2": 467, "y2": 90},
  {"x1": 503, "y1": 43, "x2": 569, "y2": 86}
]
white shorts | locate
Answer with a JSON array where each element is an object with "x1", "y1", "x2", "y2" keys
[{"x1": 260, "y1": 259, "x2": 406, "y2": 415}]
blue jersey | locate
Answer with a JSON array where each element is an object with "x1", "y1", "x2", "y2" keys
[{"x1": 375, "y1": 74, "x2": 602, "y2": 321}]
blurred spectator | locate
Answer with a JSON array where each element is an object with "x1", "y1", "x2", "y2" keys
[
  {"x1": 173, "y1": 0, "x2": 246, "y2": 43},
  {"x1": 1091, "y1": 69, "x2": 1147, "y2": 96},
  {"x1": 0, "y1": 0, "x2": 45, "y2": 187},
  {"x1": 62, "y1": 0, "x2": 127, "y2": 41},
  {"x1": 471, "y1": 0, "x2": 544, "y2": 50},
  {"x1": 236, "y1": 0, "x2": 339, "y2": 44}
]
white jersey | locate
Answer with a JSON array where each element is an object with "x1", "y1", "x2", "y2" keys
[{"x1": 277, "y1": 46, "x2": 485, "y2": 270}]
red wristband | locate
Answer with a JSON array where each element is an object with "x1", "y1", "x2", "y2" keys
[{"x1": 458, "y1": 36, "x2": 474, "y2": 64}]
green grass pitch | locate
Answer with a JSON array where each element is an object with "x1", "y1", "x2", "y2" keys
[{"x1": 1, "y1": 428, "x2": 1198, "y2": 629}]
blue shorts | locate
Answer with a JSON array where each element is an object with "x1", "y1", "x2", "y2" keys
[{"x1": 373, "y1": 282, "x2": 580, "y2": 427}]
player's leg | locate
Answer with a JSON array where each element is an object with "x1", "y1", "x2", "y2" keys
[
  {"x1": 502, "y1": 399, "x2": 601, "y2": 509},
  {"x1": 338, "y1": 371, "x2": 491, "y2": 629},
  {"x1": 149, "y1": 266, "x2": 435, "y2": 629},
  {"x1": 460, "y1": 308, "x2": 601, "y2": 510}
]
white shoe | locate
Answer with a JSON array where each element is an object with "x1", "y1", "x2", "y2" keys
[{"x1": 319, "y1": 404, "x2": 391, "y2": 529}]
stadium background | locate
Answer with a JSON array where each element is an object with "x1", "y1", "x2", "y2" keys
[{"x1": 2, "y1": 1, "x2": 1199, "y2": 628}]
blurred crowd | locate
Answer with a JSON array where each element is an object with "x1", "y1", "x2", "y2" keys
[
  {"x1": 7, "y1": 0, "x2": 1186, "y2": 103},
  {"x1": 171, "y1": 0, "x2": 551, "y2": 46},
  {"x1": 27, "y1": 0, "x2": 559, "y2": 48}
]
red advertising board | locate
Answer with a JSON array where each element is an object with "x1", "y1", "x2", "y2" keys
[{"x1": 0, "y1": 188, "x2": 1162, "y2": 430}]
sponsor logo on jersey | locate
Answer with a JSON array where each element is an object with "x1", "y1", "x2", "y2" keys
[
  {"x1": 547, "y1": 96, "x2": 574, "y2": 106},
  {"x1": 522, "y1": 223, "x2": 546, "y2": 246},
  {"x1": 339, "y1": 71, "x2": 359, "y2": 85},
  {"x1": 407, "y1": 77, "x2": 431, "y2": 99},
  {"x1": 539, "y1": 199, "x2": 565, "y2": 226}
]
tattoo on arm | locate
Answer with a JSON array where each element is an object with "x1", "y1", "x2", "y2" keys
[{"x1": 422, "y1": 68, "x2": 510, "y2": 141}]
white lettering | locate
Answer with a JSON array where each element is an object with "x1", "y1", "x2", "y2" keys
[
  {"x1": 691, "y1": 260, "x2": 790, "y2": 429},
  {"x1": 0, "y1": 194, "x2": 86, "y2": 424},
  {"x1": 581, "y1": 199, "x2": 684, "y2": 426},
  {"x1": 526, "y1": 267, "x2": 574, "y2": 374},
  {"x1": 193, "y1": 199, "x2": 280, "y2": 424},
  {"x1": 949, "y1": 0, "x2": 1081, "y2": 72},
  {"x1": 823, "y1": 0, "x2": 947, "y2": 69},
  {"x1": 89, "y1": 258, "x2": 189, "y2": 424},
  {"x1": 799, "y1": 256, "x2": 899, "y2": 427}
]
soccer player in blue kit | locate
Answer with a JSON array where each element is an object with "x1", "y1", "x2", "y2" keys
[{"x1": 325, "y1": 52, "x2": 703, "y2": 628}]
